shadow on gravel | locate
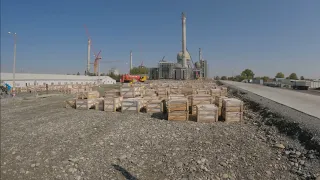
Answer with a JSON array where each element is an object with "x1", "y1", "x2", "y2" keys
[
  {"x1": 150, "y1": 112, "x2": 167, "y2": 120},
  {"x1": 229, "y1": 88, "x2": 320, "y2": 156},
  {"x1": 112, "y1": 164, "x2": 138, "y2": 180}
]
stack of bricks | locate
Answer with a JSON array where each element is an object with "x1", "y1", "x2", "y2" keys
[
  {"x1": 222, "y1": 98, "x2": 244, "y2": 122},
  {"x1": 167, "y1": 98, "x2": 189, "y2": 121},
  {"x1": 196, "y1": 104, "x2": 219, "y2": 123}
]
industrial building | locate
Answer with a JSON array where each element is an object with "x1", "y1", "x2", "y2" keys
[
  {"x1": 0, "y1": 73, "x2": 116, "y2": 88},
  {"x1": 148, "y1": 13, "x2": 208, "y2": 80}
]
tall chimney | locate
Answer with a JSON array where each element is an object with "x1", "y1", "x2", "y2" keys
[
  {"x1": 182, "y1": 12, "x2": 187, "y2": 68},
  {"x1": 199, "y1": 48, "x2": 202, "y2": 61},
  {"x1": 87, "y1": 39, "x2": 91, "y2": 74},
  {"x1": 130, "y1": 50, "x2": 133, "y2": 72}
]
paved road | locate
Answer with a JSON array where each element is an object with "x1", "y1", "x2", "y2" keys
[{"x1": 221, "y1": 81, "x2": 320, "y2": 119}]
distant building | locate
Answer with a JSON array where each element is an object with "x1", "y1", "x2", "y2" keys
[
  {"x1": 199, "y1": 60, "x2": 208, "y2": 78},
  {"x1": 158, "y1": 61, "x2": 175, "y2": 79},
  {"x1": 0, "y1": 73, "x2": 116, "y2": 88},
  {"x1": 148, "y1": 68, "x2": 159, "y2": 80},
  {"x1": 109, "y1": 68, "x2": 119, "y2": 75}
]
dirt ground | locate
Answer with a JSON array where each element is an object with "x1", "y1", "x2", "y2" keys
[{"x1": 1, "y1": 93, "x2": 320, "y2": 180}]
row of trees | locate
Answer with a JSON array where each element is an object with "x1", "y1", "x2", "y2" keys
[
  {"x1": 130, "y1": 67, "x2": 148, "y2": 75},
  {"x1": 217, "y1": 69, "x2": 306, "y2": 82},
  {"x1": 275, "y1": 72, "x2": 304, "y2": 80}
]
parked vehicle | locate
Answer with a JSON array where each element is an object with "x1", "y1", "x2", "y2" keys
[
  {"x1": 120, "y1": 74, "x2": 147, "y2": 83},
  {"x1": 291, "y1": 80, "x2": 311, "y2": 90}
]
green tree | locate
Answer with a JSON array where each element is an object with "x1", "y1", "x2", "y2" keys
[
  {"x1": 214, "y1": 76, "x2": 220, "y2": 80},
  {"x1": 130, "y1": 67, "x2": 148, "y2": 75},
  {"x1": 241, "y1": 69, "x2": 255, "y2": 80},
  {"x1": 275, "y1": 72, "x2": 285, "y2": 78},
  {"x1": 262, "y1": 76, "x2": 270, "y2": 82},
  {"x1": 77, "y1": 72, "x2": 80, "y2": 75},
  {"x1": 235, "y1": 75, "x2": 245, "y2": 82},
  {"x1": 300, "y1": 76, "x2": 305, "y2": 80},
  {"x1": 289, "y1": 73, "x2": 298, "y2": 80},
  {"x1": 221, "y1": 76, "x2": 227, "y2": 80},
  {"x1": 107, "y1": 72, "x2": 121, "y2": 81}
]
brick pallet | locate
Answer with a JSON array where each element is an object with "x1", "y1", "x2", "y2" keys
[
  {"x1": 104, "y1": 97, "x2": 121, "y2": 112},
  {"x1": 191, "y1": 94, "x2": 212, "y2": 115},
  {"x1": 215, "y1": 96, "x2": 228, "y2": 116},
  {"x1": 196, "y1": 104, "x2": 219, "y2": 123},
  {"x1": 167, "y1": 98, "x2": 189, "y2": 121},
  {"x1": 105, "y1": 89, "x2": 120, "y2": 98},
  {"x1": 77, "y1": 91, "x2": 100, "y2": 99},
  {"x1": 210, "y1": 89, "x2": 222, "y2": 98},
  {"x1": 75, "y1": 99, "x2": 96, "y2": 110},
  {"x1": 121, "y1": 98, "x2": 142, "y2": 113},
  {"x1": 121, "y1": 87, "x2": 140, "y2": 98},
  {"x1": 222, "y1": 98, "x2": 244, "y2": 122},
  {"x1": 146, "y1": 100, "x2": 164, "y2": 113}
]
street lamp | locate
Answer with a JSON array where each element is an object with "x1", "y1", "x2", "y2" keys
[{"x1": 8, "y1": 32, "x2": 17, "y2": 97}]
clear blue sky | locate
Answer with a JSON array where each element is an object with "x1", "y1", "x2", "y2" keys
[{"x1": 1, "y1": 0, "x2": 319, "y2": 79}]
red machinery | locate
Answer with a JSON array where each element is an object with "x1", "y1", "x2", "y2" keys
[{"x1": 120, "y1": 74, "x2": 147, "y2": 83}]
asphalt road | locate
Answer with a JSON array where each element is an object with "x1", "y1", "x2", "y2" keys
[{"x1": 221, "y1": 81, "x2": 320, "y2": 119}]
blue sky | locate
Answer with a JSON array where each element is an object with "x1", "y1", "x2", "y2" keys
[{"x1": 1, "y1": 0, "x2": 319, "y2": 79}]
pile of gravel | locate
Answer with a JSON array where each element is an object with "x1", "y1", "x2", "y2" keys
[{"x1": 1, "y1": 95, "x2": 319, "y2": 180}]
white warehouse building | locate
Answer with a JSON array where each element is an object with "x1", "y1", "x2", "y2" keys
[{"x1": 0, "y1": 73, "x2": 116, "y2": 87}]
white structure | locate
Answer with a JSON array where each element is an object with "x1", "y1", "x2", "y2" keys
[
  {"x1": 0, "y1": 73, "x2": 116, "y2": 87},
  {"x1": 181, "y1": 12, "x2": 187, "y2": 68},
  {"x1": 109, "y1": 68, "x2": 119, "y2": 75}
]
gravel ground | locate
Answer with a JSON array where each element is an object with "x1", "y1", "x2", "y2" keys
[
  {"x1": 1, "y1": 93, "x2": 320, "y2": 180},
  {"x1": 222, "y1": 83, "x2": 320, "y2": 152}
]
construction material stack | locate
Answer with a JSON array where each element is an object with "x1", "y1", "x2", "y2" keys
[
  {"x1": 222, "y1": 98, "x2": 244, "y2": 122},
  {"x1": 75, "y1": 91, "x2": 99, "y2": 110},
  {"x1": 146, "y1": 99, "x2": 164, "y2": 113},
  {"x1": 167, "y1": 98, "x2": 189, "y2": 121},
  {"x1": 103, "y1": 88, "x2": 121, "y2": 112},
  {"x1": 120, "y1": 86, "x2": 140, "y2": 98},
  {"x1": 210, "y1": 89, "x2": 222, "y2": 99},
  {"x1": 191, "y1": 94, "x2": 212, "y2": 115},
  {"x1": 157, "y1": 87, "x2": 168, "y2": 99},
  {"x1": 121, "y1": 98, "x2": 142, "y2": 113},
  {"x1": 215, "y1": 96, "x2": 228, "y2": 117},
  {"x1": 220, "y1": 87, "x2": 228, "y2": 97},
  {"x1": 196, "y1": 104, "x2": 219, "y2": 123}
]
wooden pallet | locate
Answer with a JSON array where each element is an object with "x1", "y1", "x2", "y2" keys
[
  {"x1": 214, "y1": 96, "x2": 228, "y2": 116},
  {"x1": 104, "y1": 89, "x2": 120, "y2": 98},
  {"x1": 77, "y1": 91, "x2": 100, "y2": 99},
  {"x1": 168, "y1": 111, "x2": 189, "y2": 121},
  {"x1": 64, "y1": 98, "x2": 76, "y2": 109},
  {"x1": 195, "y1": 89, "x2": 209, "y2": 95},
  {"x1": 210, "y1": 89, "x2": 222, "y2": 98},
  {"x1": 196, "y1": 104, "x2": 219, "y2": 123},
  {"x1": 104, "y1": 97, "x2": 121, "y2": 112},
  {"x1": 94, "y1": 98, "x2": 104, "y2": 111},
  {"x1": 220, "y1": 87, "x2": 228, "y2": 97},
  {"x1": 168, "y1": 94, "x2": 185, "y2": 101},
  {"x1": 121, "y1": 98, "x2": 142, "y2": 113},
  {"x1": 167, "y1": 98, "x2": 188, "y2": 112},
  {"x1": 120, "y1": 87, "x2": 140, "y2": 98},
  {"x1": 75, "y1": 99, "x2": 96, "y2": 110},
  {"x1": 222, "y1": 98, "x2": 244, "y2": 122},
  {"x1": 191, "y1": 94, "x2": 212, "y2": 115},
  {"x1": 146, "y1": 100, "x2": 164, "y2": 113}
]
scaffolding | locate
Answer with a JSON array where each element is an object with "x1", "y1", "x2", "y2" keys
[{"x1": 158, "y1": 62, "x2": 175, "y2": 79}]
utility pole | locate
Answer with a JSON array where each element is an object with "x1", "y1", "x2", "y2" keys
[
  {"x1": 8, "y1": 32, "x2": 17, "y2": 99},
  {"x1": 130, "y1": 50, "x2": 132, "y2": 74}
]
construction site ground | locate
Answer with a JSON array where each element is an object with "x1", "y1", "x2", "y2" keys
[{"x1": 1, "y1": 87, "x2": 320, "y2": 180}]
